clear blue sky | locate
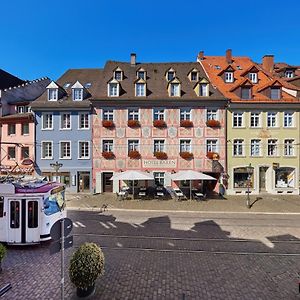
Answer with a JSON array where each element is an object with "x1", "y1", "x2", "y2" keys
[{"x1": 1, "y1": 0, "x2": 299, "y2": 80}]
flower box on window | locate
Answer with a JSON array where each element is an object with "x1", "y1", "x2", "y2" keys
[
  {"x1": 180, "y1": 120, "x2": 193, "y2": 128},
  {"x1": 153, "y1": 120, "x2": 167, "y2": 128},
  {"x1": 128, "y1": 150, "x2": 141, "y2": 159},
  {"x1": 206, "y1": 151, "x2": 220, "y2": 160},
  {"x1": 127, "y1": 120, "x2": 140, "y2": 128},
  {"x1": 102, "y1": 151, "x2": 115, "y2": 159},
  {"x1": 154, "y1": 151, "x2": 168, "y2": 160},
  {"x1": 206, "y1": 119, "x2": 221, "y2": 128},
  {"x1": 180, "y1": 152, "x2": 194, "y2": 160},
  {"x1": 102, "y1": 120, "x2": 115, "y2": 128}
]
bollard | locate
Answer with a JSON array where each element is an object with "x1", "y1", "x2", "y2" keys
[{"x1": 0, "y1": 283, "x2": 12, "y2": 297}]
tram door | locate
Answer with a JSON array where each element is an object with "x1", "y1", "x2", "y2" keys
[{"x1": 8, "y1": 199, "x2": 40, "y2": 244}]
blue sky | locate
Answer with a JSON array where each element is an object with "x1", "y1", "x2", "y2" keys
[{"x1": 1, "y1": 0, "x2": 299, "y2": 80}]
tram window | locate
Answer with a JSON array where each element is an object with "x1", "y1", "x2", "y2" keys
[
  {"x1": 10, "y1": 201, "x2": 20, "y2": 228},
  {"x1": 0, "y1": 197, "x2": 3, "y2": 217},
  {"x1": 28, "y1": 201, "x2": 38, "y2": 228}
]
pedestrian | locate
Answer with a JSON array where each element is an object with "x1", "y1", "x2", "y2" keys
[{"x1": 219, "y1": 183, "x2": 225, "y2": 199}]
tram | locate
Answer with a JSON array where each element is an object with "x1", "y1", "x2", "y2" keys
[{"x1": 0, "y1": 178, "x2": 66, "y2": 244}]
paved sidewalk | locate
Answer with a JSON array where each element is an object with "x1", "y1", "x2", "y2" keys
[{"x1": 66, "y1": 192, "x2": 300, "y2": 213}]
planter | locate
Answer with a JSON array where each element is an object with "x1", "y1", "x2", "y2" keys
[
  {"x1": 154, "y1": 151, "x2": 168, "y2": 160},
  {"x1": 102, "y1": 120, "x2": 115, "y2": 128},
  {"x1": 206, "y1": 119, "x2": 221, "y2": 128},
  {"x1": 153, "y1": 120, "x2": 167, "y2": 128},
  {"x1": 102, "y1": 151, "x2": 115, "y2": 159},
  {"x1": 180, "y1": 152, "x2": 194, "y2": 160},
  {"x1": 76, "y1": 284, "x2": 95, "y2": 298},
  {"x1": 180, "y1": 120, "x2": 193, "y2": 128},
  {"x1": 206, "y1": 152, "x2": 220, "y2": 160},
  {"x1": 128, "y1": 150, "x2": 141, "y2": 159},
  {"x1": 127, "y1": 120, "x2": 140, "y2": 128}
]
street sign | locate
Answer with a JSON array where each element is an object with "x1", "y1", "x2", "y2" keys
[
  {"x1": 50, "y1": 218, "x2": 73, "y2": 241},
  {"x1": 50, "y1": 235, "x2": 74, "y2": 255}
]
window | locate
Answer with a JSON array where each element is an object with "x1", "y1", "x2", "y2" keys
[
  {"x1": 225, "y1": 72, "x2": 234, "y2": 83},
  {"x1": 84, "y1": 82, "x2": 92, "y2": 88},
  {"x1": 206, "y1": 139, "x2": 218, "y2": 153},
  {"x1": 8, "y1": 147, "x2": 16, "y2": 160},
  {"x1": 249, "y1": 73, "x2": 258, "y2": 83},
  {"x1": 8, "y1": 124, "x2": 16, "y2": 135},
  {"x1": 284, "y1": 112, "x2": 293, "y2": 127},
  {"x1": 21, "y1": 147, "x2": 29, "y2": 159},
  {"x1": 114, "y1": 71, "x2": 122, "y2": 81},
  {"x1": 233, "y1": 167, "x2": 253, "y2": 188},
  {"x1": 0, "y1": 197, "x2": 3, "y2": 218},
  {"x1": 180, "y1": 140, "x2": 191, "y2": 152},
  {"x1": 42, "y1": 142, "x2": 53, "y2": 159},
  {"x1": 200, "y1": 84, "x2": 208, "y2": 96},
  {"x1": 103, "y1": 109, "x2": 114, "y2": 121},
  {"x1": 206, "y1": 109, "x2": 218, "y2": 121},
  {"x1": 128, "y1": 140, "x2": 139, "y2": 153},
  {"x1": 250, "y1": 139, "x2": 260, "y2": 156},
  {"x1": 25, "y1": 106, "x2": 31, "y2": 113},
  {"x1": 135, "y1": 83, "x2": 146, "y2": 96},
  {"x1": 10, "y1": 201, "x2": 20, "y2": 228},
  {"x1": 180, "y1": 108, "x2": 191, "y2": 121},
  {"x1": 233, "y1": 139, "x2": 244, "y2": 156},
  {"x1": 167, "y1": 71, "x2": 175, "y2": 81},
  {"x1": 284, "y1": 139, "x2": 294, "y2": 156},
  {"x1": 170, "y1": 83, "x2": 180, "y2": 96},
  {"x1": 267, "y1": 112, "x2": 277, "y2": 127},
  {"x1": 73, "y1": 88, "x2": 83, "y2": 101},
  {"x1": 17, "y1": 106, "x2": 24, "y2": 113},
  {"x1": 102, "y1": 140, "x2": 113, "y2": 152},
  {"x1": 285, "y1": 70, "x2": 294, "y2": 78},
  {"x1": 153, "y1": 108, "x2": 165, "y2": 121},
  {"x1": 233, "y1": 112, "x2": 243, "y2": 127},
  {"x1": 154, "y1": 172, "x2": 165, "y2": 186},
  {"x1": 128, "y1": 108, "x2": 139, "y2": 121},
  {"x1": 61, "y1": 113, "x2": 71, "y2": 129},
  {"x1": 27, "y1": 201, "x2": 38, "y2": 228},
  {"x1": 48, "y1": 89, "x2": 58, "y2": 101},
  {"x1": 78, "y1": 141, "x2": 89, "y2": 159},
  {"x1": 108, "y1": 83, "x2": 119, "y2": 97},
  {"x1": 275, "y1": 167, "x2": 295, "y2": 188},
  {"x1": 241, "y1": 87, "x2": 251, "y2": 99},
  {"x1": 137, "y1": 71, "x2": 146, "y2": 80},
  {"x1": 191, "y1": 72, "x2": 198, "y2": 81},
  {"x1": 154, "y1": 140, "x2": 165, "y2": 152},
  {"x1": 42, "y1": 113, "x2": 53, "y2": 130},
  {"x1": 21, "y1": 123, "x2": 29, "y2": 135},
  {"x1": 270, "y1": 87, "x2": 280, "y2": 100},
  {"x1": 268, "y1": 139, "x2": 278, "y2": 156},
  {"x1": 79, "y1": 113, "x2": 89, "y2": 129},
  {"x1": 60, "y1": 141, "x2": 71, "y2": 159},
  {"x1": 250, "y1": 112, "x2": 260, "y2": 127}
]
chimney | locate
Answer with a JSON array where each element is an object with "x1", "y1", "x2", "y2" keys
[
  {"x1": 198, "y1": 51, "x2": 204, "y2": 61},
  {"x1": 226, "y1": 49, "x2": 232, "y2": 64},
  {"x1": 130, "y1": 53, "x2": 136, "y2": 66},
  {"x1": 262, "y1": 55, "x2": 274, "y2": 73}
]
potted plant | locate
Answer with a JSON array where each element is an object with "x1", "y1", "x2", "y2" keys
[
  {"x1": 153, "y1": 120, "x2": 167, "y2": 128},
  {"x1": 127, "y1": 120, "x2": 140, "y2": 128},
  {"x1": 0, "y1": 243, "x2": 7, "y2": 273},
  {"x1": 180, "y1": 151, "x2": 194, "y2": 160},
  {"x1": 102, "y1": 151, "x2": 115, "y2": 159},
  {"x1": 180, "y1": 120, "x2": 193, "y2": 128},
  {"x1": 154, "y1": 151, "x2": 168, "y2": 160},
  {"x1": 102, "y1": 120, "x2": 115, "y2": 128},
  {"x1": 206, "y1": 151, "x2": 220, "y2": 160},
  {"x1": 128, "y1": 150, "x2": 141, "y2": 159},
  {"x1": 69, "y1": 242, "x2": 105, "y2": 298},
  {"x1": 206, "y1": 119, "x2": 221, "y2": 128}
]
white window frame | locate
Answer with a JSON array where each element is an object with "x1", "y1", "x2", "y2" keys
[
  {"x1": 170, "y1": 83, "x2": 180, "y2": 97},
  {"x1": 206, "y1": 139, "x2": 218, "y2": 153},
  {"x1": 108, "y1": 83, "x2": 119, "y2": 97},
  {"x1": 128, "y1": 108, "x2": 140, "y2": 121},
  {"x1": 167, "y1": 71, "x2": 175, "y2": 81},
  {"x1": 128, "y1": 139, "x2": 140, "y2": 153},
  {"x1": 153, "y1": 139, "x2": 165, "y2": 153},
  {"x1": 114, "y1": 70, "x2": 122, "y2": 81},
  {"x1": 225, "y1": 72, "x2": 234, "y2": 83},
  {"x1": 102, "y1": 139, "x2": 114, "y2": 152},
  {"x1": 190, "y1": 71, "x2": 198, "y2": 81},
  {"x1": 60, "y1": 113, "x2": 71, "y2": 130},
  {"x1": 17, "y1": 106, "x2": 24, "y2": 113},
  {"x1": 42, "y1": 113, "x2": 53, "y2": 130},
  {"x1": 250, "y1": 139, "x2": 261, "y2": 157},
  {"x1": 59, "y1": 141, "x2": 72, "y2": 159},
  {"x1": 232, "y1": 112, "x2": 244, "y2": 128},
  {"x1": 102, "y1": 109, "x2": 114, "y2": 121},
  {"x1": 179, "y1": 139, "x2": 192, "y2": 153},
  {"x1": 78, "y1": 141, "x2": 90, "y2": 159},
  {"x1": 283, "y1": 112, "x2": 294, "y2": 128},
  {"x1": 135, "y1": 83, "x2": 146, "y2": 97},
  {"x1": 233, "y1": 139, "x2": 244, "y2": 156},
  {"x1": 78, "y1": 113, "x2": 90, "y2": 130},
  {"x1": 153, "y1": 108, "x2": 165, "y2": 121},
  {"x1": 249, "y1": 73, "x2": 258, "y2": 83},
  {"x1": 153, "y1": 172, "x2": 165, "y2": 186},
  {"x1": 180, "y1": 108, "x2": 192, "y2": 121},
  {"x1": 200, "y1": 83, "x2": 209, "y2": 96},
  {"x1": 250, "y1": 112, "x2": 261, "y2": 128},
  {"x1": 267, "y1": 139, "x2": 278, "y2": 156},
  {"x1": 137, "y1": 71, "x2": 146, "y2": 80},
  {"x1": 41, "y1": 141, "x2": 53, "y2": 160},
  {"x1": 284, "y1": 139, "x2": 295, "y2": 156},
  {"x1": 285, "y1": 70, "x2": 294, "y2": 78},
  {"x1": 48, "y1": 89, "x2": 58, "y2": 101},
  {"x1": 72, "y1": 88, "x2": 83, "y2": 101},
  {"x1": 206, "y1": 109, "x2": 218, "y2": 121},
  {"x1": 267, "y1": 112, "x2": 277, "y2": 128}
]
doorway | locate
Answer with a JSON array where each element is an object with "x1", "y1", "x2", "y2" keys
[
  {"x1": 78, "y1": 172, "x2": 90, "y2": 192},
  {"x1": 259, "y1": 166, "x2": 268, "y2": 192},
  {"x1": 102, "y1": 172, "x2": 113, "y2": 192}
]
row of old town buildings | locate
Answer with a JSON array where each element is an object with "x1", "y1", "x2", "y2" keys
[{"x1": 1, "y1": 50, "x2": 300, "y2": 196}]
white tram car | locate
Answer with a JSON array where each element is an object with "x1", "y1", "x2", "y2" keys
[{"x1": 0, "y1": 179, "x2": 66, "y2": 244}]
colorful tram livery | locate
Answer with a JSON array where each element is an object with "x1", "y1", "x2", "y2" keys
[{"x1": 0, "y1": 180, "x2": 66, "y2": 244}]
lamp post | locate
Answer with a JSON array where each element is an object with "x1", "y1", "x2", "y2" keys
[
  {"x1": 246, "y1": 163, "x2": 254, "y2": 208},
  {"x1": 50, "y1": 161, "x2": 63, "y2": 183}
]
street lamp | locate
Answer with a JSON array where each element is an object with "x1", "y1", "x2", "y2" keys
[
  {"x1": 50, "y1": 161, "x2": 63, "y2": 183},
  {"x1": 246, "y1": 163, "x2": 254, "y2": 208}
]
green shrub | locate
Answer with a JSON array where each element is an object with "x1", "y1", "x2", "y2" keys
[
  {"x1": 0, "y1": 243, "x2": 6, "y2": 262},
  {"x1": 69, "y1": 242, "x2": 105, "y2": 289}
]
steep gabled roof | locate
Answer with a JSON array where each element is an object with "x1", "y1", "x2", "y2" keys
[{"x1": 0, "y1": 69, "x2": 25, "y2": 90}]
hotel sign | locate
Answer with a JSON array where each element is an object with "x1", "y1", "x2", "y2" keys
[{"x1": 142, "y1": 159, "x2": 177, "y2": 169}]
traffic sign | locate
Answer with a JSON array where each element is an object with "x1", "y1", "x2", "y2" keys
[
  {"x1": 50, "y1": 235, "x2": 73, "y2": 255},
  {"x1": 50, "y1": 218, "x2": 73, "y2": 241}
]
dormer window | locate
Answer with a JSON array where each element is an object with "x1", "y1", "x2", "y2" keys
[
  {"x1": 200, "y1": 83, "x2": 209, "y2": 96},
  {"x1": 241, "y1": 87, "x2": 252, "y2": 99},
  {"x1": 166, "y1": 68, "x2": 175, "y2": 81},
  {"x1": 137, "y1": 70, "x2": 146, "y2": 80},
  {"x1": 48, "y1": 88, "x2": 58, "y2": 101},
  {"x1": 135, "y1": 83, "x2": 146, "y2": 97},
  {"x1": 191, "y1": 72, "x2": 198, "y2": 81},
  {"x1": 108, "y1": 82, "x2": 119, "y2": 97},
  {"x1": 73, "y1": 88, "x2": 83, "y2": 101},
  {"x1": 285, "y1": 70, "x2": 294, "y2": 78},
  {"x1": 270, "y1": 87, "x2": 281, "y2": 100},
  {"x1": 225, "y1": 72, "x2": 234, "y2": 83},
  {"x1": 170, "y1": 83, "x2": 180, "y2": 96},
  {"x1": 114, "y1": 70, "x2": 123, "y2": 81},
  {"x1": 249, "y1": 73, "x2": 258, "y2": 83}
]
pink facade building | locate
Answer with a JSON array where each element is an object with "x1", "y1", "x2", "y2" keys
[{"x1": 91, "y1": 55, "x2": 227, "y2": 195}]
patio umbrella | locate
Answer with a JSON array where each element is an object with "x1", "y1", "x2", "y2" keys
[
  {"x1": 110, "y1": 170, "x2": 154, "y2": 199},
  {"x1": 169, "y1": 170, "x2": 216, "y2": 199}
]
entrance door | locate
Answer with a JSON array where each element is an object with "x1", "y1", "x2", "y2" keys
[
  {"x1": 78, "y1": 172, "x2": 90, "y2": 192},
  {"x1": 8, "y1": 199, "x2": 40, "y2": 244},
  {"x1": 259, "y1": 167, "x2": 268, "y2": 192},
  {"x1": 103, "y1": 172, "x2": 113, "y2": 192}
]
